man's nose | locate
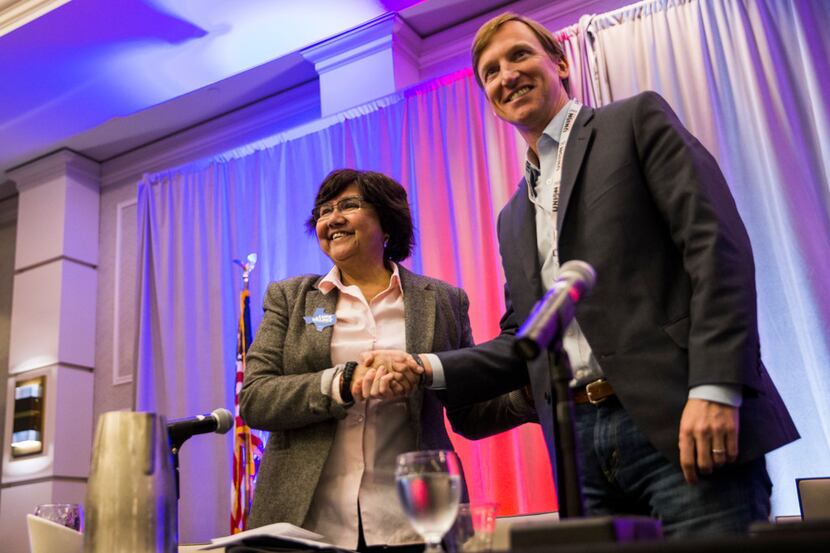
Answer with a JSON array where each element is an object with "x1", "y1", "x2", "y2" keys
[{"x1": 501, "y1": 66, "x2": 519, "y2": 86}]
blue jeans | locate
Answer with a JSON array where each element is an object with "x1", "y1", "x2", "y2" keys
[{"x1": 573, "y1": 397, "x2": 771, "y2": 537}]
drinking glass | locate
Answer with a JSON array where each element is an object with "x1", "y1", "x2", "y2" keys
[
  {"x1": 396, "y1": 450, "x2": 462, "y2": 553},
  {"x1": 34, "y1": 503, "x2": 83, "y2": 531}
]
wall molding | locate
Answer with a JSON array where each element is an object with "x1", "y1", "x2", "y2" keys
[
  {"x1": 302, "y1": 12, "x2": 421, "y2": 74},
  {"x1": 0, "y1": 474, "x2": 87, "y2": 488},
  {"x1": 112, "y1": 198, "x2": 137, "y2": 386},
  {"x1": 9, "y1": 361, "x2": 94, "y2": 375},
  {"x1": 7, "y1": 149, "x2": 100, "y2": 193},
  {"x1": 14, "y1": 255, "x2": 97, "y2": 275}
]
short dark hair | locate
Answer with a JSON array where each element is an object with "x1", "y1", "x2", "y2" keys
[
  {"x1": 305, "y1": 169, "x2": 415, "y2": 263},
  {"x1": 471, "y1": 12, "x2": 570, "y2": 95}
]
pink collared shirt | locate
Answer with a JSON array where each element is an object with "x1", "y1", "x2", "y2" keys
[{"x1": 304, "y1": 263, "x2": 421, "y2": 549}]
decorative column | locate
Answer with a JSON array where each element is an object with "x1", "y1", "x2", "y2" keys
[
  {"x1": 0, "y1": 150, "x2": 99, "y2": 553},
  {"x1": 302, "y1": 12, "x2": 422, "y2": 117}
]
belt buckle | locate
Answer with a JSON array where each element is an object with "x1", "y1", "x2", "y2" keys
[{"x1": 585, "y1": 379, "x2": 608, "y2": 405}]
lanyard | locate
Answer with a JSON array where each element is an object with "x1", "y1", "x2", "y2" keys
[{"x1": 550, "y1": 101, "x2": 581, "y2": 260}]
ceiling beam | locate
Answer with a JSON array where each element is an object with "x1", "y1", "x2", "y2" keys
[{"x1": 0, "y1": 0, "x2": 70, "y2": 38}]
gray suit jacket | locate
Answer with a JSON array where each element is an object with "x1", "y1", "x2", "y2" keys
[{"x1": 240, "y1": 265, "x2": 535, "y2": 529}]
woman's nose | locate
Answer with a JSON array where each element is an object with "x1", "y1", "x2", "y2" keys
[{"x1": 327, "y1": 211, "x2": 347, "y2": 225}]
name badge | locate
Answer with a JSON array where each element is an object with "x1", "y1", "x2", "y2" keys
[{"x1": 304, "y1": 307, "x2": 336, "y2": 331}]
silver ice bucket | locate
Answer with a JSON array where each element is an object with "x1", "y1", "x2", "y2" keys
[{"x1": 84, "y1": 411, "x2": 177, "y2": 553}]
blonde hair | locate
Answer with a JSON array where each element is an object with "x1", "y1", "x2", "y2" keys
[{"x1": 471, "y1": 12, "x2": 570, "y2": 94}]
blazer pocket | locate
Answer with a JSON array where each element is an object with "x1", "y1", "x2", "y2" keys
[{"x1": 662, "y1": 315, "x2": 690, "y2": 349}]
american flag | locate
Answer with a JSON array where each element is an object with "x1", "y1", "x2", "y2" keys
[{"x1": 230, "y1": 281, "x2": 265, "y2": 533}]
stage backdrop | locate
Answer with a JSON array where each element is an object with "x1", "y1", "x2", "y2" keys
[{"x1": 135, "y1": 0, "x2": 830, "y2": 542}]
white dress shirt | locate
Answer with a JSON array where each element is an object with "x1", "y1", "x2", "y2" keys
[{"x1": 305, "y1": 263, "x2": 421, "y2": 548}]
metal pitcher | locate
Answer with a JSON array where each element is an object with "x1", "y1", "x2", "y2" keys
[{"x1": 84, "y1": 411, "x2": 177, "y2": 553}]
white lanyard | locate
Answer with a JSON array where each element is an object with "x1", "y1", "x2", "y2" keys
[{"x1": 550, "y1": 101, "x2": 581, "y2": 260}]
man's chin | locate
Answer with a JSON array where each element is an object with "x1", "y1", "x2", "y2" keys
[{"x1": 501, "y1": 104, "x2": 541, "y2": 124}]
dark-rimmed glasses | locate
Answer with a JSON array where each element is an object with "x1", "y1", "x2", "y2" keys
[{"x1": 312, "y1": 196, "x2": 368, "y2": 221}]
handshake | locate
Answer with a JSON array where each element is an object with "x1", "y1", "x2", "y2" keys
[{"x1": 348, "y1": 350, "x2": 432, "y2": 402}]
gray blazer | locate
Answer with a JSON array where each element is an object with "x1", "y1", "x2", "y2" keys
[{"x1": 240, "y1": 265, "x2": 535, "y2": 529}]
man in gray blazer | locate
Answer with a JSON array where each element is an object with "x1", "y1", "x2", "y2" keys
[{"x1": 364, "y1": 13, "x2": 798, "y2": 537}]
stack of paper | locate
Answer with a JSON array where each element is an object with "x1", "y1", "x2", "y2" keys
[{"x1": 199, "y1": 522, "x2": 355, "y2": 552}]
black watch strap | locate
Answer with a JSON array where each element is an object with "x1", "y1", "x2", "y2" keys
[
  {"x1": 412, "y1": 353, "x2": 426, "y2": 387},
  {"x1": 340, "y1": 361, "x2": 358, "y2": 404}
]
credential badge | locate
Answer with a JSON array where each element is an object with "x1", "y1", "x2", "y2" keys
[{"x1": 304, "y1": 307, "x2": 336, "y2": 331}]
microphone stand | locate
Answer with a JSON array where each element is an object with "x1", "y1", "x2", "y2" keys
[
  {"x1": 511, "y1": 260, "x2": 662, "y2": 546},
  {"x1": 547, "y1": 334, "x2": 584, "y2": 518},
  {"x1": 169, "y1": 436, "x2": 186, "y2": 501},
  {"x1": 511, "y1": 334, "x2": 664, "y2": 548}
]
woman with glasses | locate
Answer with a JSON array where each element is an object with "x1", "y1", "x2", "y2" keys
[{"x1": 240, "y1": 168, "x2": 535, "y2": 550}]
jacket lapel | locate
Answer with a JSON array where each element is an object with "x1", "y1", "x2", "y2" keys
[
  {"x1": 399, "y1": 266, "x2": 434, "y2": 433},
  {"x1": 557, "y1": 107, "x2": 595, "y2": 237},
  {"x1": 400, "y1": 266, "x2": 436, "y2": 355},
  {"x1": 511, "y1": 180, "x2": 544, "y2": 296},
  {"x1": 303, "y1": 277, "x2": 337, "y2": 369}
]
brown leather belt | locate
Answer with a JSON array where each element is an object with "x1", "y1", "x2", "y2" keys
[{"x1": 572, "y1": 379, "x2": 615, "y2": 405}]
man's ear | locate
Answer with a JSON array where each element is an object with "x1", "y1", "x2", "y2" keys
[{"x1": 556, "y1": 56, "x2": 570, "y2": 79}]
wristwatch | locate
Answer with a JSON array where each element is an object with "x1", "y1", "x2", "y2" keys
[
  {"x1": 340, "y1": 361, "x2": 358, "y2": 404},
  {"x1": 412, "y1": 353, "x2": 426, "y2": 387}
]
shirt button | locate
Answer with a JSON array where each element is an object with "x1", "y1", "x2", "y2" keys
[
  {"x1": 356, "y1": 415, "x2": 365, "y2": 423},
  {"x1": 546, "y1": 179, "x2": 552, "y2": 185}
]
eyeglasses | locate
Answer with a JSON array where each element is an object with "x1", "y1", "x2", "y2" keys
[{"x1": 312, "y1": 196, "x2": 368, "y2": 221}]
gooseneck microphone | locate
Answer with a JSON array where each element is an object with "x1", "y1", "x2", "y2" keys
[
  {"x1": 515, "y1": 260, "x2": 596, "y2": 360},
  {"x1": 167, "y1": 407, "x2": 233, "y2": 449}
]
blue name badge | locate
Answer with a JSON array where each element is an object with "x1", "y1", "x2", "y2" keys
[{"x1": 304, "y1": 307, "x2": 336, "y2": 332}]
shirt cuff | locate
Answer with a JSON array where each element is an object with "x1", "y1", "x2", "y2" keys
[
  {"x1": 321, "y1": 365, "x2": 348, "y2": 404},
  {"x1": 422, "y1": 353, "x2": 446, "y2": 390},
  {"x1": 688, "y1": 384, "x2": 742, "y2": 407}
]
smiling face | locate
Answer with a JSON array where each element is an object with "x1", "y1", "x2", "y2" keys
[
  {"x1": 476, "y1": 20, "x2": 570, "y2": 144},
  {"x1": 315, "y1": 183, "x2": 386, "y2": 271}
]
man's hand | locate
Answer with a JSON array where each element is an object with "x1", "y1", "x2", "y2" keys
[
  {"x1": 348, "y1": 363, "x2": 397, "y2": 403},
  {"x1": 352, "y1": 349, "x2": 423, "y2": 401},
  {"x1": 678, "y1": 398, "x2": 739, "y2": 484}
]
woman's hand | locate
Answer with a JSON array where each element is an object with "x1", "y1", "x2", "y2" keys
[{"x1": 351, "y1": 350, "x2": 423, "y2": 401}]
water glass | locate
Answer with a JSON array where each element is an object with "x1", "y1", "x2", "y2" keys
[
  {"x1": 396, "y1": 450, "x2": 462, "y2": 553},
  {"x1": 34, "y1": 503, "x2": 83, "y2": 531}
]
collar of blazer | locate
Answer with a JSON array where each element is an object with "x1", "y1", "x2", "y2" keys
[
  {"x1": 511, "y1": 106, "x2": 596, "y2": 289},
  {"x1": 309, "y1": 264, "x2": 436, "y2": 366}
]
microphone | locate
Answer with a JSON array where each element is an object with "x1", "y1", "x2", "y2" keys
[
  {"x1": 514, "y1": 260, "x2": 596, "y2": 360},
  {"x1": 167, "y1": 408, "x2": 233, "y2": 448}
]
